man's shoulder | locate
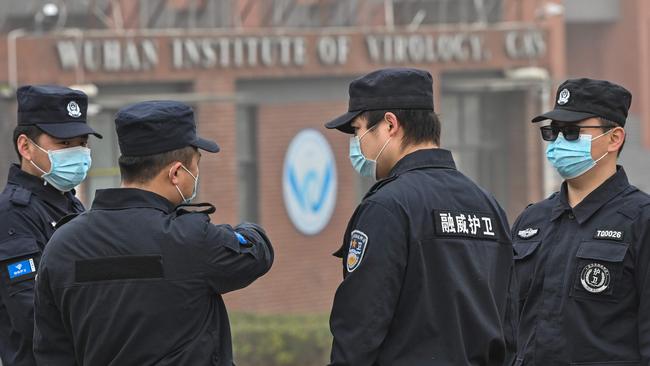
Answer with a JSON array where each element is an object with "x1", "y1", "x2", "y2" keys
[
  {"x1": 0, "y1": 182, "x2": 33, "y2": 208},
  {"x1": 0, "y1": 187, "x2": 42, "y2": 232},
  {"x1": 616, "y1": 186, "x2": 650, "y2": 220},
  {"x1": 520, "y1": 192, "x2": 559, "y2": 215},
  {"x1": 512, "y1": 193, "x2": 559, "y2": 234}
]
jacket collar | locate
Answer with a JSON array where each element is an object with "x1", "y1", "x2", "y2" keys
[
  {"x1": 388, "y1": 148, "x2": 456, "y2": 178},
  {"x1": 91, "y1": 188, "x2": 176, "y2": 213},
  {"x1": 550, "y1": 166, "x2": 631, "y2": 224},
  {"x1": 7, "y1": 163, "x2": 77, "y2": 209}
]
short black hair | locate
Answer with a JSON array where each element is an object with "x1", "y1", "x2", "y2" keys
[
  {"x1": 118, "y1": 146, "x2": 198, "y2": 184},
  {"x1": 360, "y1": 109, "x2": 441, "y2": 147},
  {"x1": 13, "y1": 125, "x2": 44, "y2": 161},
  {"x1": 598, "y1": 118, "x2": 625, "y2": 157}
]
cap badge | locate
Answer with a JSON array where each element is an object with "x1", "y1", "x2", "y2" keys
[
  {"x1": 557, "y1": 88, "x2": 570, "y2": 105},
  {"x1": 67, "y1": 101, "x2": 82, "y2": 118}
]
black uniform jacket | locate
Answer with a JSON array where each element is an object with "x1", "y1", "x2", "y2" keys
[
  {"x1": 33, "y1": 188, "x2": 274, "y2": 366},
  {"x1": 0, "y1": 164, "x2": 84, "y2": 366},
  {"x1": 512, "y1": 167, "x2": 650, "y2": 366},
  {"x1": 329, "y1": 149, "x2": 515, "y2": 366}
]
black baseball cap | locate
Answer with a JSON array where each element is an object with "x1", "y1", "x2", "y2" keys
[
  {"x1": 532, "y1": 78, "x2": 632, "y2": 126},
  {"x1": 17, "y1": 85, "x2": 102, "y2": 139},
  {"x1": 114, "y1": 100, "x2": 220, "y2": 156},
  {"x1": 325, "y1": 68, "x2": 435, "y2": 134}
]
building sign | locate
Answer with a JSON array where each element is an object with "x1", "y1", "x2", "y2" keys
[
  {"x1": 54, "y1": 29, "x2": 547, "y2": 72},
  {"x1": 283, "y1": 129, "x2": 337, "y2": 236}
]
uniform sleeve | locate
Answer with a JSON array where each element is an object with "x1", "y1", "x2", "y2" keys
[
  {"x1": 636, "y1": 215, "x2": 650, "y2": 363},
  {"x1": 329, "y1": 201, "x2": 408, "y2": 366},
  {"x1": 504, "y1": 210, "x2": 522, "y2": 365},
  {"x1": 33, "y1": 255, "x2": 76, "y2": 364},
  {"x1": 0, "y1": 211, "x2": 43, "y2": 349},
  {"x1": 503, "y1": 255, "x2": 519, "y2": 366},
  {"x1": 202, "y1": 221, "x2": 274, "y2": 294}
]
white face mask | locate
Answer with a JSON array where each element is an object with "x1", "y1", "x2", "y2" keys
[{"x1": 173, "y1": 164, "x2": 199, "y2": 204}]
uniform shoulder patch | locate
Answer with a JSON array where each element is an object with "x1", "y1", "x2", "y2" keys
[
  {"x1": 346, "y1": 230, "x2": 368, "y2": 272},
  {"x1": 517, "y1": 227, "x2": 539, "y2": 239},
  {"x1": 6, "y1": 258, "x2": 37, "y2": 283}
]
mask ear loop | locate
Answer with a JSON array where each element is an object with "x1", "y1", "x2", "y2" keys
[
  {"x1": 180, "y1": 165, "x2": 198, "y2": 181},
  {"x1": 170, "y1": 165, "x2": 189, "y2": 203},
  {"x1": 358, "y1": 123, "x2": 378, "y2": 142},
  {"x1": 374, "y1": 137, "x2": 391, "y2": 161},
  {"x1": 592, "y1": 128, "x2": 614, "y2": 163},
  {"x1": 591, "y1": 128, "x2": 613, "y2": 142},
  {"x1": 25, "y1": 138, "x2": 51, "y2": 177}
]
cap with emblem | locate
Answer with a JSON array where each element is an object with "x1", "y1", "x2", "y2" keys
[
  {"x1": 325, "y1": 68, "x2": 435, "y2": 134},
  {"x1": 532, "y1": 78, "x2": 632, "y2": 126},
  {"x1": 114, "y1": 100, "x2": 220, "y2": 156},
  {"x1": 17, "y1": 85, "x2": 102, "y2": 138}
]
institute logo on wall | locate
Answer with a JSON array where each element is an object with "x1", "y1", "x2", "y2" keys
[{"x1": 283, "y1": 129, "x2": 337, "y2": 235}]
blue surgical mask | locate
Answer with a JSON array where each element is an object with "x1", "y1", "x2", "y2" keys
[
  {"x1": 174, "y1": 165, "x2": 199, "y2": 204},
  {"x1": 29, "y1": 140, "x2": 92, "y2": 192},
  {"x1": 546, "y1": 130, "x2": 611, "y2": 180},
  {"x1": 349, "y1": 124, "x2": 391, "y2": 181}
]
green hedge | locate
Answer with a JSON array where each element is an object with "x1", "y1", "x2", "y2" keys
[{"x1": 230, "y1": 313, "x2": 332, "y2": 366}]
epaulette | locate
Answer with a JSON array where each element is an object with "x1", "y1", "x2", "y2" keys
[
  {"x1": 617, "y1": 186, "x2": 650, "y2": 220},
  {"x1": 363, "y1": 176, "x2": 399, "y2": 200},
  {"x1": 618, "y1": 200, "x2": 650, "y2": 220},
  {"x1": 175, "y1": 202, "x2": 216, "y2": 216},
  {"x1": 9, "y1": 187, "x2": 31, "y2": 207}
]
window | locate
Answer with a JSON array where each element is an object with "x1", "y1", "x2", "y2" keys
[
  {"x1": 394, "y1": 0, "x2": 502, "y2": 25},
  {"x1": 84, "y1": 108, "x2": 121, "y2": 205},
  {"x1": 439, "y1": 90, "x2": 511, "y2": 209},
  {"x1": 237, "y1": 105, "x2": 259, "y2": 222}
]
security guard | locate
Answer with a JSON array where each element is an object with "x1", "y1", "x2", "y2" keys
[
  {"x1": 324, "y1": 68, "x2": 515, "y2": 366},
  {"x1": 512, "y1": 78, "x2": 650, "y2": 365},
  {"x1": 33, "y1": 101, "x2": 274, "y2": 365},
  {"x1": 0, "y1": 85, "x2": 101, "y2": 366}
]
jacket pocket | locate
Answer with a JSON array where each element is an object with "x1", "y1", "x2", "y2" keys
[{"x1": 570, "y1": 240, "x2": 628, "y2": 302}]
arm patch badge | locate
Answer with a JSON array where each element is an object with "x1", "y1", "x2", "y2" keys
[
  {"x1": 6, "y1": 258, "x2": 37, "y2": 283},
  {"x1": 346, "y1": 230, "x2": 368, "y2": 272}
]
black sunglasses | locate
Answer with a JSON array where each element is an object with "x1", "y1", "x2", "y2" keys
[{"x1": 540, "y1": 125, "x2": 613, "y2": 141}]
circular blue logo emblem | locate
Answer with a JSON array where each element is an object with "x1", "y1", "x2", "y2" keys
[{"x1": 283, "y1": 129, "x2": 337, "y2": 235}]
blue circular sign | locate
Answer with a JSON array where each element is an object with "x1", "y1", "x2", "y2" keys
[{"x1": 283, "y1": 129, "x2": 337, "y2": 235}]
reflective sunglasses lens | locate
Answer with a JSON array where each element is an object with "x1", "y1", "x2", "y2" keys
[
  {"x1": 540, "y1": 127, "x2": 556, "y2": 141},
  {"x1": 563, "y1": 126, "x2": 581, "y2": 141}
]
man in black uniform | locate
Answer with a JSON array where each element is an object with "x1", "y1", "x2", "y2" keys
[
  {"x1": 512, "y1": 78, "x2": 650, "y2": 365},
  {"x1": 0, "y1": 85, "x2": 101, "y2": 366},
  {"x1": 33, "y1": 101, "x2": 274, "y2": 365},
  {"x1": 324, "y1": 68, "x2": 515, "y2": 366}
]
